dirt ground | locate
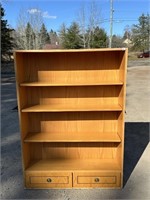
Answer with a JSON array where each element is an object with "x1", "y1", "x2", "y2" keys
[{"x1": 1, "y1": 58, "x2": 150, "y2": 199}]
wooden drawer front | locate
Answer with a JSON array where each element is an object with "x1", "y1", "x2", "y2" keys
[
  {"x1": 73, "y1": 172, "x2": 121, "y2": 188},
  {"x1": 25, "y1": 172, "x2": 72, "y2": 188},
  {"x1": 78, "y1": 176, "x2": 116, "y2": 184},
  {"x1": 30, "y1": 176, "x2": 69, "y2": 184}
]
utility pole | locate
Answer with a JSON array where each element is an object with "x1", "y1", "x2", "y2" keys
[{"x1": 109, "y1": 0, "x2": 114, "y2": 48}]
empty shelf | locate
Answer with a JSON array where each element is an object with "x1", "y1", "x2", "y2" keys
[
  {"x1": 20, "y1": 81, "x2": 124, "y2": 87},
  {"x1": 24, "y1": 132, "x2": 121, "y2": 143},
  {"x1": 22, "y1": 104, "x2": 122, "y2": 112}
]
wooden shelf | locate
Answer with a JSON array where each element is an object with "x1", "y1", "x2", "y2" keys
[
  {"x1": 22, "y1": 104, "x2": 122, "y2": 112},
  {"x1": 24, "y1": 132, "x2": 121, "y2": 143},
  {"x1": 26, "y1": 159, "x2": 121, "y2": 172},
  {"x1": 20, "y1": 81, "x2": 123, "y2": 87}
]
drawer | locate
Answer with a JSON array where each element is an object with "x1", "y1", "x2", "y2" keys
[
  {"x1": 78, "y1": 176, "x2": 116, "y2": 184},
  {"x1": 30, "y1": 176, "x2": 69, "y2": 184},
  {"x1": 73, "y1": 172, "x2": 121, "y2": 188},
  {"x1": 25, "y1": 172, "x2": 72, "y2": 188}
]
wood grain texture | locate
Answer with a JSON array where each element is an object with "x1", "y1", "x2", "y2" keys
[
  {"x1": 25, "y1": 171, "x2": 72, "y2": 188},
  {"x1": 41, "y1": 142, "x2": 119, "y2": 160},
  {"x1": 22, "y1": 104, "x2": 122, "y2": 112},
  {"x1": 26, "y1": 159, "x2": 121, "y2": 171},
  {"x1": 30, "y1": 176, "x2": 68, "y2": 184},
  {"x1": 20, "y1": 85, "x2": 122, "y2": 110},
  {"x1": 24, "y1": 132, "x2": 121, "y2": 143},
  {"x1": 20, "y1": 81, "x2": 123, "y2": 86},
  {"x1": 20, "y1": 51, "x2": 123, "y2": 83},
  {"x1": 73, "y1": 171, "x2": 121, "y2": 188},
  {"x1": 118, "y1": 49, "x2": 128, "y2": 187},
  {"x1": 26, "y1": 112, "x2": 119, "y2": 135},
  {"x1": 14, "y1": 53, "x2": 30, "y2": 170}
]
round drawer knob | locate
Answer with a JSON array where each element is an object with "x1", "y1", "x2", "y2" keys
[
  {"x1": 95, "y1": 178, "x2": 100, "y2": 182},
  {"x1": 47, "y1": 178, "x2": 52, "y2": 183}
]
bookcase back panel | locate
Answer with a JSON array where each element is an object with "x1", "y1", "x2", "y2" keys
[
  {"x1": 24, "y1": 86, "x2": 122, "y2": 107},
  {"x1": 21, "y1": 52, "x2": 124, "y2": 83},
  {"x1": 27, "y1": 112, "x2": 119, "y2": 133},
  {"x1": 37, "y1": 70, "x2": 120, "y2": 83},
  {"x1": 40, "y1": 142, "x2": 119, "y2": 159}
]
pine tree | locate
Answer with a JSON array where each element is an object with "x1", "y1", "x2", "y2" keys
[
  {"x1": 39, "y1": 23, "x2": 50, "y2": 48},
  {"x1": 1, "y1": 4, "x2": 14, "y2": 60},
  {"x1": 65, "y1": 22, "x2": 82, "y2": 49},
  {"x1": 89, "y1": 27, "x2": 107, "y2": 48},
  {"x1": 131, "y1": 13, "x2": 150, "y2": 52}
]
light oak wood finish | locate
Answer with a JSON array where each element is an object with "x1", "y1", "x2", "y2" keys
[
  {"x1": 24, "y1": 112, "x2": 119, "y2": 139},
  {"x1": 16, "y1": 51, "x2": 124, "y2": 84},
  {"x1": 14, "y1": 48, "x2": 127, "y2": 189},
  {"x1": 26, "y1": 171, "x2": 72, "y2": 188},
  {"x1": 73, "y1": 172, "x2": 121, "y2": 188},
  {"x1": 22, "y1": 104, "x2": 122, "y2": 112},
  {"x1": 24, "y1": 132, "x2": 121, "y2": 143},
  {"x1": 20, "y1": 85, "x2": 123, "y2": 111},
  {"x1": 26, "y1": 159, "x2": 121, "y2": 171},
  {"x1": 27, "y1": 142, "x2": 120, "y2": 165},
  {"x1": 20, "y1": 81, "x2": 123, "y2": 86}
]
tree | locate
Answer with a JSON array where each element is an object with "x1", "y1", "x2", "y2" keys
[
  {"x1": 123, "y1": 25, "x2": 131, "y2": 40},
  {"x1": 89, "y1": 27, "x2": 107, "y2": 48},
  {"x1": 111, "y1": 35, "x2": 125, "y2": 48},
  {"x1": 65, "y1": 22, "x2": 82, "y2": 49},
  {"x1": 60, "y1": 22, "x2": 82, "y2": 49},
  {"x1": 59, "y1": 23, "x2": 68, "y2": 48},
  {"x1": 49, "y1": 29, "x2": 59, "y2": 45},
  {"x1": 78, "y1": 1, "x2": 101, "y2": 48},
  {"x1": 131, "y1": 13, "x2": 150, "y2": 52},
  {"x1": 15, "y1": 7, "x2": 44, "y2": 49},
  {"x1": 39, "y1": 23, "x2": 50, "y2": 48},
  {"x1": 78, "y1": 4, "x2": 88, "y2": 48},
  {"x1": 1, "y1": 4, "x2": 14, "y2": 60},
  {"x1": 87, "y1": 1, "x2": 100, "y2": 48},
  {"x1": 25, "y1": 22, "x2": 35, "y2": 49}
]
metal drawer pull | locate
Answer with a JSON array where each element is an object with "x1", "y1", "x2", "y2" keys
[
  {"x1": 47, "y1": 178, "x2": 52, "y2": 183},
  {"x1": 95, "y1": 178, "x2": 100, "y2": 182}
]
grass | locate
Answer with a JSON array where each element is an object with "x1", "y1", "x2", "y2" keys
[{"x1": 128, "y1": 52, "x2": 139, "y2": 61}]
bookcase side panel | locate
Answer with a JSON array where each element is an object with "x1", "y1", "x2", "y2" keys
[
  {"x1": 14, "y1": 53, "x2": 31, "y2": 171},
  {"x1": 118, "y1": 49, "x2": 128, "y2": 187}
]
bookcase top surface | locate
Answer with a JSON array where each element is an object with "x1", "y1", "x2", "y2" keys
[{"x1": 14, "y1": 48, "x2": 127, "y2": 53}]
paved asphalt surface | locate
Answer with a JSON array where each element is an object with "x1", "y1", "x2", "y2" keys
[{"x1": 1, "y1": 59, "x2": 150, "y2": 199}]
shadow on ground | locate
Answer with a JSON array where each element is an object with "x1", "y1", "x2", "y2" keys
[{"x1": 124, "y1": 122, "x2": 149, "y2": 186}]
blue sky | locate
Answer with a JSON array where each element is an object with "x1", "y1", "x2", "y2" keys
[{"x1": 2, "y1": 0, "x2": 150, "y2": 36}]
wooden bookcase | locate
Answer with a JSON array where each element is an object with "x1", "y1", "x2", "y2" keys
[{"x1": 14, "y1": 48, "x2": 128, "y2": 189}]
